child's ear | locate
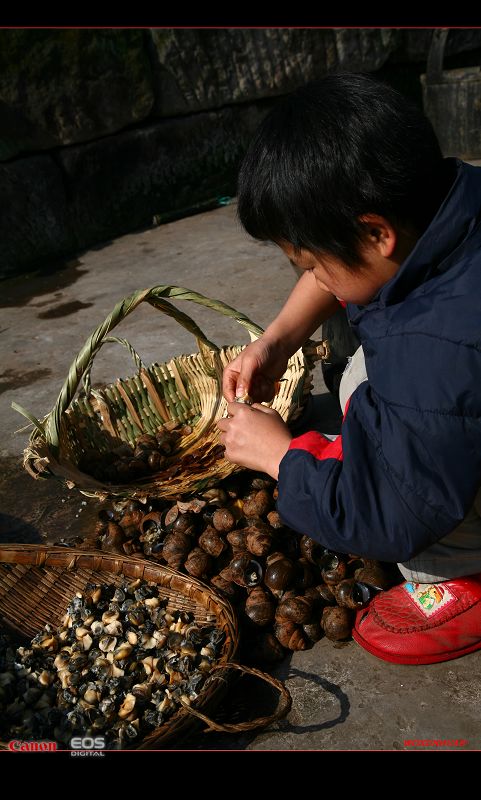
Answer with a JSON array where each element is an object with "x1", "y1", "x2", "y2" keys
[{"x1": 358, "y1": 214, "x2": 397, "y2": 258}]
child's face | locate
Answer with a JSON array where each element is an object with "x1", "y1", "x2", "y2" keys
[
  {"x1": 279, "y1": 217, "x2": 418, "y2": 305},
  {"x1": 280, "y1": 242, "x2": 400, "y2": 305}
]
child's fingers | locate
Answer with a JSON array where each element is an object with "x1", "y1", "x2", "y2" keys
[
  {"x1": 251, "y1": 403, "x2": 280, "y2": 416},
  {"x1": 222, "y1": 367, "x2": 240, "y2": 402}
]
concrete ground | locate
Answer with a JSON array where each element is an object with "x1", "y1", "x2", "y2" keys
[{"x1": 1, "y1": 203, "x2": 480, "y2": 751}]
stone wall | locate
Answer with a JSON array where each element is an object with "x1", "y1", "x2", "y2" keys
[{"x1": 2, "y1": 28, "x2": 481, "y2": 278}]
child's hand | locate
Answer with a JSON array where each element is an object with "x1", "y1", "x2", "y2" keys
[
  {"x1": 217, "y1": 403, "x2": 292, "y2": 479},
  {"x1": 222, "y1": 337, "x2": 289, "y2": 403}
]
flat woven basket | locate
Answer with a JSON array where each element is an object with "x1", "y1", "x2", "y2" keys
[
  {"x1": 0, "y1": 544, "x2": 291, "y2": 750},
  {"x1": 14, "y1": 285, "x2": 324, "y2": 501}
]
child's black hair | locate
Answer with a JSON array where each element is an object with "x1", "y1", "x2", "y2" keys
[{"x1": 237, "y1": 72, "x2": 447, "y2": 267}]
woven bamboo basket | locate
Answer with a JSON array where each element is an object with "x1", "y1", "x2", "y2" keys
[
  {"x1": 0, "y1": 544, "x2": 292, "y2": 750},
  {"x1": 14, "y1": 285, "x2": 326, "y2": 501}
]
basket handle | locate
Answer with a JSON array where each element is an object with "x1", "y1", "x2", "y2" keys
[
  {"x1": 179, "y1": 662, "x2": 292, "y2": 733},
  {"x1": 82, "y1": 336, "x2": 146, "y2": 396},
  {"x1": 14, "y1": 285, "x2": 265, "y2": 453}
]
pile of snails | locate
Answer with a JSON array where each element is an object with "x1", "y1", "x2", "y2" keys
[
  {"x1": 96, "y1": 472, "x2": 399, "y2": 663},
  {"x1": 0, "y1": 578, "x2": 225, "y2": 748},
  {"x1": 78, "y1": 423, "x2": 224, "y2": 484}
]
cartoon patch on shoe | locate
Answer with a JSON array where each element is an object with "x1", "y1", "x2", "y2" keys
[{"x1": 403, "y1": 582, "x2": 457, "y2": 618}]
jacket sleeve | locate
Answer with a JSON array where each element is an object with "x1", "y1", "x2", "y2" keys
[{"x1": 277, "y1": 381, "x2": 481, "y2": 562}]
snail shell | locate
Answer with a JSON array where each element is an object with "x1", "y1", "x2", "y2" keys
[
  {"x1": 162, "y1": 531, "x2": 192, "y2": 570},
  {"x1": 198, "y1": 526, "x2": 226, "y2": 558},
  {"x1": 184, "y1": 547, "x2": 213, "y2": 580},
  {"x1": 244, "y1": 587, "x2": 276, "y2": 627},
  {"x1": 299, "y1": 535, "x2": 322, "y2": 564},
  {"x1": 354, "y1": 564, "x2": 394, "y2": 591},
  {"x1": 245, "y1": 525, "x2": 273, "y2": 558},
  {"x1": 120, "y1": 508, "x2": 144, "y2": 531},
  {"x1": 303, "y1": 622, "x2": 323, "y2": 643},
  {"x1": 277, "y1": 595, "x2": 314, "y2": 625},
  {"x1": 210, "y1": 574, "x2": 241, "y2": 602},
  {"x1": 139, "y1": 511, "x2": 164, "y2": 536},
  {"x1": 264, "y1": 555, "x2": 297, "y2": 594},
  {"x1": 226, "y1": 529, "x2": 247, "y2": 551},
  {"x1": 315, "y1": 583, "x2": 337, "y2": 605},
  {"x1": 274, "y1": 620, "x2": 307, "y2": 651},
  {"x1": 136, "y1": 434, "x2": 158, "y2": 449},
  {"x1": 147, "y1": 451, "x2": 167, "y2": 472},
  {"x1": 101, "y1": 522, "x2": 125, "y2": 555},
  {"x1": 212, "y1": 508, "x2": 236, "y2": 533},
  {"x1": 266, "y1": 510, "x2": 284, "y2": 529},
  {"x1": 172, "y1": 512, "x2": 197, "y2": 536},
  {"x1": 321, "y1": 606, "x2": 354, "y2": 641},
  {"x1": 242, "y1": 489, "x2": 272, "y2": 519},
  {"x1": 320, "y1": 553, "x2": 347, "y2": 585},
  {"x1": 228, "y1": 554, "x2": 263, "y2": 587},
  {"x1": 333, "y1": 579, "x2": 371, "y2": 609}
]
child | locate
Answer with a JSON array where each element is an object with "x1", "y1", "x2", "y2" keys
[{"x1": 217, "y1": 73, "x2": 481, "y2": 665}]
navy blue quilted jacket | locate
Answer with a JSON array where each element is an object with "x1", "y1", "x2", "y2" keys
[{"x1": 277, "y1": 159, "x2": 481, "y2": 562}]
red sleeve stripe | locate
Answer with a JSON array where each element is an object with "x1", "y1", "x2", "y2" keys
[
  {"x1": 288, "y1": 430, "x2": 344, "y2": 461},
  {"x1": 288, "y1": 398, "x2": 351, "y2": 462},
  {"x1": 338, "y1": 299, "x2": 347, "y2": 308}
]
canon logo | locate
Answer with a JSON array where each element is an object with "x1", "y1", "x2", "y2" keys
[{"x1": 8, "y1": 740, "x2": 57, "y2": 752}]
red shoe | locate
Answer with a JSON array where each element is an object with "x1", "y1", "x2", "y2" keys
[{"x1": 352, "y1": 575, "x2": 481, "y2": 665}]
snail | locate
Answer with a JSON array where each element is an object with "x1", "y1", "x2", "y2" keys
[
  {"x1": 155, "y1": 428, "x2": 178, "y2": 454},
  {"x1": 0, "y1": 579, "x2": 226, "y2": 748},
  {"x1": 299, "y1": 535, "x2": 323, "y2": 564},
  {"x1": 212, "y1": 508, "x2": 236, "y2": 533},
  {"x1": 320, "y1": 552, "x2": 348, "y2": 585},
  {"x1": 315, "y1": 583, "x2": 337, "y2": 605},
  {"x1": 135, "y1": 434, "x2": 158, "y2": 450},
  {"x1": 302, "y1": 622, "x2": 323, "y2": 643},
  {"x1": 244, "y1": 587, "x2": 276, "y2": 627},
  {"x1": 92, "y1": 472, "x2": 395, "y2": 662},
  {"x1": 264, "y1": 554, "x2": 297, "y2": 596},
  {"x1": 164, "y1": 505, "x2": 179, "y2": 527},
  {"x1": 277, "y1": 595, "x2": 314, "y2": 625},
  {"x1": 139, "y1": 511, "x2": 164, "y2": 537},
  {"x1": 162, "y1": 531, "x2": 192, "y2": 570},
  {"x1": 172, "y1": 511, "x2": 197, "y2": 536},
  {"x1": 354, "y1": 562, "x2": 395, "y2": 591},
  {"x1": 201, "y1": 488, "x2": 229, "y2": 506},
  {"x1": 101, "y1": 522, "x2": 125, "y2": 555},
  {"x1": 198, "y1": 526, "x2": 226, "y2": 558},
  {"x1": 332, "y1": 579, "x2": 371, "y2": 609},
  {"x1": 226, "y1": 530, "x2": 247, "y2": 551},
  {"x1": 249, "y1": 475, "x2": 275, "y2": 491},
  {"x1": 273, "y1": 620, "x2": 308, "y2": 651},
  {"x1": 245, "y1": 525, "x2": 274, "y2": 558},
  {"x1": 234, "y1": 391, "x2": 253, "y2": 404},
  {"x1": 177, "y1": 498, "x2": 206, "y2": 515},
  {"x1": 242, "y1": 489, "x2": 272, "y2": 519},
  {"x1": 184, "y1": 548, "x2": 213, "y2": 580},
  {"x1": 228, "y1": 554, "x2": 263, "y2": 587},
  {"x1": 148, "y1": 451, "x2": 167, "y2": 471},
  {"x1": 210, "y1": 574, "x2": 241, "y2": 601},
  {"x1": 266, "y1": 510, "x2": 284, "y2": 529},
  {"x1": 321, "y1": 606, "x2": 354, "y2": 641},
  {"x1": 120, "y1": 507, "x2": 144, "y2": 531}
]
